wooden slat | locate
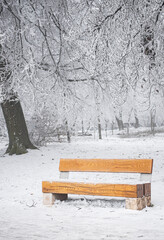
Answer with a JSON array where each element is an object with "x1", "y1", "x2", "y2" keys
[
  {"x1": 42, "y1": 181, "x2": 143, "y2": 198},
  {"x1": 59, "y1": 159, "x2": 153, "y2": 173}
]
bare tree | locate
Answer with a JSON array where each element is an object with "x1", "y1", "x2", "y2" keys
[{"x1": 0, "y1": 0, "x2": 36, "y2": 154}]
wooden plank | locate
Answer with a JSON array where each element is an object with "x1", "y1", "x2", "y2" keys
[
  {"x1": 42, "y1": 181, "x2": 143, "y2": 198},
  {"x1": 59, "y1": 159, "x2": 153, "y2": 173}
]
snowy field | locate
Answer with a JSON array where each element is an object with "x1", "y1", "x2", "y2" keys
[{"x1": 0, "y1": 134, "x2": 164, "y2": 240}]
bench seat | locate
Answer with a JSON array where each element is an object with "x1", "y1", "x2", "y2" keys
[{"x1": 42, "y1": 181, "x2": 144, "y2": 198}]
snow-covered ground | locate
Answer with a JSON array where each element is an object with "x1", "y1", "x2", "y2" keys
[{"x1": 0, "y1": 134, "x2": 164, "y2": 240}]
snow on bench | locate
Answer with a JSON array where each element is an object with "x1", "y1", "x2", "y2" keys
[{"x1": 42, "y1": 158, "x2": 153, "y2": 210}]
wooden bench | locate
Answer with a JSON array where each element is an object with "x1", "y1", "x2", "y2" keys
[{"x1": 42, "y1": 158, "x2": 153, "y2": 210}]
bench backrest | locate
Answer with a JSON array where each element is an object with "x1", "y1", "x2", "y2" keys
[{"x1": 59, "y1": 158, "x2": 153, "y2": 174}]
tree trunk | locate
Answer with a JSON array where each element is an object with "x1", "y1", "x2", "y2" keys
[
  {"x1": 135, "y1": 116, "x2": 139, "y2": 128},
  {"x1": 1, "y1": 96, "x2": 37, "y2": 155},
  {"x1": 98, "y1": 118, "x2": 102, "y2": 139},
  {"x1": 111, "y1": 121, "x2": 114, "y2": 135},
  {"x1": 150, "y1": 110, "x2": 156, "y2": 135},
  {"x1": 65, "y1": 120, "x2": 71, "y2": 143},
  {"x1": 57, "y1": 128, "x2": 61, "y2": 142},
  {"x1": 81, "y1": 120, "x2": 84, "y2": 135},
  {"x1": 116, "y1": 117, "x2": 124, "y2": 131}
]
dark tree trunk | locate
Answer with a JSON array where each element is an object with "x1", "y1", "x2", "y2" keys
[
  {"x1": 65, "y1": 120, "x2": 71, "y2": 143},
  {"x1": 57, "y1": 128, "x2": 61, "y2": 142},
  {"x1": 67, "y1": 130, "x2": 71, "y2": 143},
  {"x1": 135, "y1": 116, "x2": 139, "y2": 128},
  {"x1": 98, "y1": 118, "x2": 102, "y2": 139},
  {"x1": 116, "y1": 117, "x2": 124, "y2": 131},
  {"x1": 81, "y1": 120, "x2": 84, "y2": 135},
  {"x1": 1, "y1": 96, "x2": 36, "y2": 155}
]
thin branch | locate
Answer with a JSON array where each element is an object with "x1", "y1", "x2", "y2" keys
[
  {"x1": 94, "y1": 5, "x2": 123, "y2": 31},
  {"x1": 67, "y1": 78, "x2": 88, "y2": 82},
  {"x1": 3, "y1": 0, "x2": 21, "y2": 22},
  {"x1": 36, "y1": 21, "x2": 57, "y2": 68}
]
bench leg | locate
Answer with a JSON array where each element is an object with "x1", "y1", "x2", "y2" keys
[
  {"x1": 43, "y1": 193, "x2": 55, "y2": 205},
  {"x1": 144, "y1": 183, "x2": 152, "y2": 207},
  {"x1": 145, "y1": 196, "x2": 151, "y2": 207},
  {"x1": 125, "y1": 197, "x2": 146, "y2": 210},
  {"x1": 43, "y1": 193, "x2": 68, "y2": 205}
]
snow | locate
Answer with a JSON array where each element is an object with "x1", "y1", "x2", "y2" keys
[{"x1": 0, "y1": 134, "x2": 164, "y2": 240}]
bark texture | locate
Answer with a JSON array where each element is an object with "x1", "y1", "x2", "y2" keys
[{"x1": 1, "y1": 96, "x2": 37, "y2": 155}]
